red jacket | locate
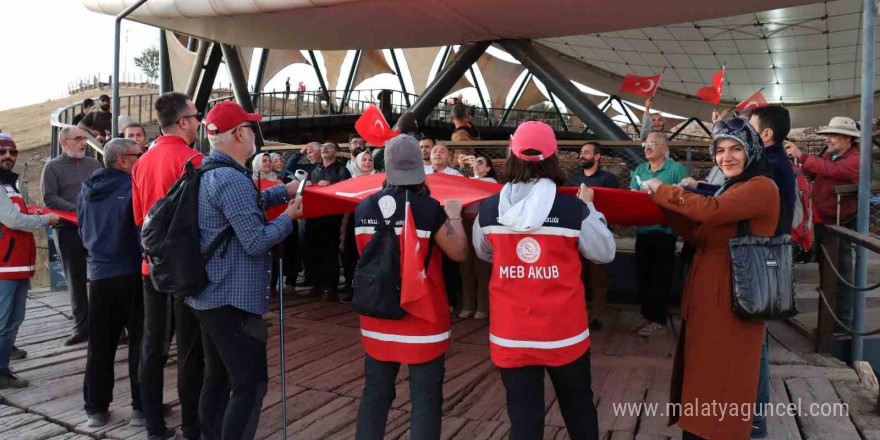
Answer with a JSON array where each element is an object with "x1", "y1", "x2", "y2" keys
[
  {"x1": 0, "y1": 185, "x2": 36, "y2": 280},
  {"x1": 132, "y1": 135, "x2": 203, "y2": 275},
  {"x1": 802, "y1": 146, "x2": 859, "y2": 223}
]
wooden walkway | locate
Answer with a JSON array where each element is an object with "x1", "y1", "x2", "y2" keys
[{"x1": 1, "y1": 287, "x2": 879, "y2": 440}]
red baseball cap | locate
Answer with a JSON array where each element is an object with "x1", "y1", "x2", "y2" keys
[
  {"x1": 204, "y1": 101, "x2": 262, "y2": 135},
  {"x1": 510, "y1": 121, "x2": 557, "y2": 162}
]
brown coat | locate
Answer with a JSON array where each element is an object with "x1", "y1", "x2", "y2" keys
[{"x1": 653, "y1": 176, "x2": 780, "y2": 440}]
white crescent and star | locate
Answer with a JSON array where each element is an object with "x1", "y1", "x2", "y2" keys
[
  {"x1": 743, "y1": 100, "x2": 760, "y2": 109},
  {"x1": 636, "y1": 79, "x2": 655, "y2": 92}
]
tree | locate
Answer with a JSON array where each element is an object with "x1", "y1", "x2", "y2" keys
[{"x1": 134, "y1": 46, "x2": 159, "y2": 81}]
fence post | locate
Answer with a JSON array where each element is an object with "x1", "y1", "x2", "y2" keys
[
  {"x1": 686, "y1": 148, "x2": 692, "y2": 175},
  {"x1": 816, "y1": 229, "x2": 839, "y2": 354}
]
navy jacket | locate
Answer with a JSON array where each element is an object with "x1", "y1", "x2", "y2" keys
[{"x1": 78, "y1": 168, "x2": 142, "y2": 281}]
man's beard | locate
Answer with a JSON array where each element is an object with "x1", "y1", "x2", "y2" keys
[
  {"x1": 68, "y1": 150, "x2": 86, "y2": 159},
  {"x1": 580, "y1": 159, "x2": 595, "y2": 169},
  {"x1": 0, "y1": 160, "x2": 14, "y2": 171},
  {"x1": 100, "y1": 105, "x2": 110, "y2": 111}
]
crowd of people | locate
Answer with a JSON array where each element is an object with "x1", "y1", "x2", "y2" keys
[{"x1": 0, "y1": 89, "x2": 865, "y2": 440}]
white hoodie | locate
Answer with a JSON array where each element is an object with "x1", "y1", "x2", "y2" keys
[{"x1": 473, "y1": 178, "x2": 616, "y2": 264}]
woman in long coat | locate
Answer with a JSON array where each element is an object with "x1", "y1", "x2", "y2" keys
[{"x1": 642, "y1": 119, "x2": 780, "y2": 440}]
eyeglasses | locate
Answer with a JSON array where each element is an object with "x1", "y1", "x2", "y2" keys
[
  {"x1": 232, "y1": 123, "x2": 256, "y2": 134},
  {"x1": 713, "y1": 117, "x2": 749, "y2": 134},
  {"x1": 121, "y1": 153, "x2": 143, "y2": 159},
  {"x1": 177, "y1": 113, "x2": 203, "y2": 124},
  {"x1": 350, "y1": 140, "x2": 365, "y2": 146},
  {"x1": 476, "y1": 159, "x2": 486, "y2": 166},
  {"x1": 641, "y1": 141, "x2": 656, "y2": 148},
  {"x1": 64, "y1": 136, "x2": 87, "y2": 143},
  {"x1": 0, "y1": 149, "x2": 18, "y2": 157}
]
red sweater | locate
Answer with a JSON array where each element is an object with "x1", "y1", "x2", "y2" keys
[
  {"x1": 132, "y1": 135, "x2": 203, "y2": 275},
  {"x1": 802, "y1": 146, "x2": 859, "y2": 224}
]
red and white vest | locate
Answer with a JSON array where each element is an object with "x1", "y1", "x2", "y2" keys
[
  {"x1": 354, "y1": 190, "x2": 451, "y2": 365},
  {"x1": 0, "y1": 184, "x2": 36, "y2": 280},
  {"x1": 478, "y1": 193, "x2": 591, "y2": 368}
]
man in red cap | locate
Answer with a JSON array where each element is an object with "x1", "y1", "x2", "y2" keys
[
  {"x1": 186, "y1": 101, "x2": 303, "y2": 440},
  {"x1": 472, "y1": 121, "x2": 615, "y2": 440},
  {"x1": 0, "y1": 133, "x2": 60, "y2": 389},
  {"x1": 132, "y1": 92, "x2": 205, "y2": 440}
]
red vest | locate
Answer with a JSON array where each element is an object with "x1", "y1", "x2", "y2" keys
[
  {"x1": 0, "y1": 184, "x2": 36, "y2": 280},
  {"x1": 478, "y1": 193, "x2": 591, "y2": 368},
  {"x1": 354, "y1": 191, "x2": 451, "y2": 364}
]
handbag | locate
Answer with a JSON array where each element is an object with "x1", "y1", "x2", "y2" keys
[{"x1": 728, "y1": 220, "x2": 798, "y2": 320}]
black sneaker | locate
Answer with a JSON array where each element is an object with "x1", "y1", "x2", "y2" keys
[
  {"x1": 0, "y1": 369, "x2": 29, "y2": 389},
  {"x1": 64, "y1": 332, "x2": 89, "y2": 346},
  {"x1": 87, "y1": 411, "x2": 109, "y2": 427},
  {"x1": 147, "y1": 427, "x2": 176, "y2": 440},
  {"x1": 119, "y1": 328, "x2": 129, "y2": 346},
  {"x1": 9, "y1": 346, "x2": 26, "y2": 360},
  {"x1": 296, "y1": 279, "x2": 314, "y2": 288}
]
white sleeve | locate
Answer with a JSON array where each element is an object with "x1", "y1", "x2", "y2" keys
[
  {"x1": 0, "y1": 190, "x2": 48, "y2": 233},
  {"x1": 577, "y1": 202, "x2": 616, "y2": 264},
  {"x1": 472, "y1": 214, "x2": 493, "y2": 262}
]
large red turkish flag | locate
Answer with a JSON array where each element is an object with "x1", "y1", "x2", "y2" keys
[
  {"x1": 300, "y1": 173, "x2": 665, "y2": 226},
  {"x1": 354, "y1": 104, "x2": 400, "y2": 147},
  {"x1": 399, "y1": 200, "x2": 437, "y2": 322},
  {"x1": 695, "y1": 69, "x2": 725, "y2": 104},
  {"x1": 619, "y1": 74, "x2": 662, "y2": 97}
]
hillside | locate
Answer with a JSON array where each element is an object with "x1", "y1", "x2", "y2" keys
[{"x1": 0, "y1": 85, "x2": 157, "y2": 151}]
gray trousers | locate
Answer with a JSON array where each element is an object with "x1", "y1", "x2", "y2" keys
[{"x1": 53, "y1": 225, "x2": 89, "y2": 334}]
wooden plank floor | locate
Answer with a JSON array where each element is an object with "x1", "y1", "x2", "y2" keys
[{"x1": 2, "y1": 287, "x2": 879, "y2": 440}]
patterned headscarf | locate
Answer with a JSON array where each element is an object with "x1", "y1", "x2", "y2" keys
[
  {"x1": 709, "y1": 118, "x2": 772, "y2": 195},
  {"x1": 251, "y1": 153, "x2": 278, "y2": 181}
]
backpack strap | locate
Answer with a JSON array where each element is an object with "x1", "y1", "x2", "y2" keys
[{"x1": 205, "y1": 226, "x2": 234, "y2": 260}]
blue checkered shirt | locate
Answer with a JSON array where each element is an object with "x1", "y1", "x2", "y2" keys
[{"x1": 185, "y1": 150, "x2": 293, "y2": 314}]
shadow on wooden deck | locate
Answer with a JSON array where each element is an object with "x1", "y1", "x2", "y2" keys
[{"x1": 1, "y1": 287, "x2": 878, "y2": 440}]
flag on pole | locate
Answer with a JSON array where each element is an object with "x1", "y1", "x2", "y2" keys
[
  {"x1": 619, "y1": 73, "x2": 662, "y2": 97},
  {"x1": 354, "y1": 104, "x2": 400, "y2": 147},
  {"x1": 695, "y1": 68, "x2": 725, "y2": 104},
  {"x1": 736, "y1": 89, "x2": 769, "y2": 111},
  {"x1": 399, "y1": 198, "x2": 437, "y2": 323}
]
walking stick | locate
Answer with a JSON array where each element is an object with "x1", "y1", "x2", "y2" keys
[{"x1": 278, "y1": 256, "x2": 288, "y2": 438}]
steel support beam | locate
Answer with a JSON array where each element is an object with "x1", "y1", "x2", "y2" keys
[
  {"x1": 221, "y1": 44, "x2": 265, "y2": 151},
  {"x1": 187, "y1": 37, "x2": 198, "y2": 51},
  {"x1": 193, "y1": 43, "x2": 223, "y2": 115},
  {"x1": 852, "y1": 0, "x2": 876, "y2": 363},
  {"x1": 389, "y1": 49, "x2": 411, "y2": 107},
  {"x1": 499, "y1": 39, "x2": 628, "y2": 140},
  {"x1": 547, "y1": 92, "x2": 567, "y2": 132},
  {"x1": 397, "y1": 41, "x2": 491, "y2": 130},
  {"x1": 436, "y1": 46, "x2": 452, "y2": 79},
  {"x1": 253, "y1": 49, "x2": 270, "y2": 94},
  {"x1": 339, "y1": 50, "x2": 362, "y2": 114},
  {"x1": 158, "y1": 29, "x2": 172, "y2": 94},
  {"x1": 308, "y1": 50, "x2": 335, "y2": 114},
  {"x1": 469, "y1": 67, "x2": 493, "y2": 126},
  {"x1": 501, "y1": 73, "x2": 530, "y2": 125},
  {"x1": 112, "y1": 0, "x2": 148, "y2": 138},
  {"x1": 185, "y1": 40, "x2": 209, "y2": 98}
]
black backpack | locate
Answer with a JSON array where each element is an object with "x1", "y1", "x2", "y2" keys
[
  {"x1": 352, "y1": 194, "x2": 433, "y2": 320},
  {"x1": 141, "y1": 161, "x2": 234, "y2": 298}
]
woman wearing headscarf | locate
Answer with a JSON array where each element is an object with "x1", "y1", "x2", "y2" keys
[
  {"x1": 641, "y1": 119, "x2": 780, "y2": 440},
  {"x1": 252, "y1": 152, "x2": 285, "y2": 295},
  {"x1": 350, "y1": 150, "x2": 377, "y2": 178},
  {"x1": 270, "y1": 152, "x2": 295, "y2": 182}
]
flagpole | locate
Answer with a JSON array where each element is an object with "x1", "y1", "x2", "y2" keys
[
  {"x1": 651, "y1": 66, "x2": 667, "y2": 99},
  {"x1": 715, "y1": 62, "x2": 726, "y2": 112}
]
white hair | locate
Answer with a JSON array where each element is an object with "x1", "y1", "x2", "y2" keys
[
  {"x1": 207, "y1": 130, "x2": 234, "y2": 149},
  {"x1": 103, "y1": 138, "x2": 138, "y2": 168}
]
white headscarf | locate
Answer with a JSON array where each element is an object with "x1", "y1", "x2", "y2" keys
[
  {"x1": 351, "y1": 150, "x2": 376, "y2": 178},
  {"x1": 251, "y1": 153, "x2": 278, "y2": 181}
]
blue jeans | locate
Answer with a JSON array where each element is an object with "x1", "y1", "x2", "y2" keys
[
  {"x1": 0, "y1": 279, "x2": 29, "y2": 370},
  {"x1": 754, "y1": 331, "x2": 770, "y2": 425}
]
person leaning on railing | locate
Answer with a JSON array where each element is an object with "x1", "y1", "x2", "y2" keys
[{"x1": 785, "y1": 116, "x2": 861, "y2": 329}]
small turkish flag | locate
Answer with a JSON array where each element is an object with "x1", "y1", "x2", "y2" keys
[
  {"x1": 696, "y1": 68, "x2": 725, "y2": 104},
  {"x1": 736, "y1": 90, "x2": 769, "y2": 111},
  {"x1": 399, "y1": 199, "x2": 437, "y2": 323},
  {"x1": 354, "y1": 104, "x2": 400, "y2": 147},
  {"x1": 620, "y1": 73, "x2": 662, "y2": 97}
]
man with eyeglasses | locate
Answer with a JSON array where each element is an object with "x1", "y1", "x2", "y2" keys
[
  {"x1": 0, "y1": 133, "x2": 60, "y2": 389},
  {"x1": 41, "y1": 126, "x2": 102, "y2": 347},
  {"x1": 628, "y1": 132, "x2": 688, "y2": 337},
  {"x1": 345, "y1": 135, "x2": 368, "y2": 175},
  {"x1": 78, "y1": 138, "x2": 146, "y2": 428},
  {"x1": 131, "y1": 92, "x2": 204, "y2": 440}
]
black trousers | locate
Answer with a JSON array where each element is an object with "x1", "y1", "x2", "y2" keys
[
  {"x1": 499, "y1": 351, "x2": 599, "y2": 440},
  {"x1": 139, "y1": 276, "x2": 204, "y2": 438},
  {"x1": 83, "y1": 273, "x2": 143, "y2": 414},
  {"x1": 303, "y1": 216, "x2": 342, "y2": 289},
  {"x1": 635, "y1": 232, "x2": 677, "y2": 325},
  {"x1": 194, "y1": 306, "x2": 268, "y2": 440},
  {"x1": 53, "y1": 225, "x2": 89, "y2": 334},
  {"x1": 342, "y1": 216, "x2": 358, "y2": 289},
  {"x1": 355, "y1": 355, "x2": 445, "y2": 440}
]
